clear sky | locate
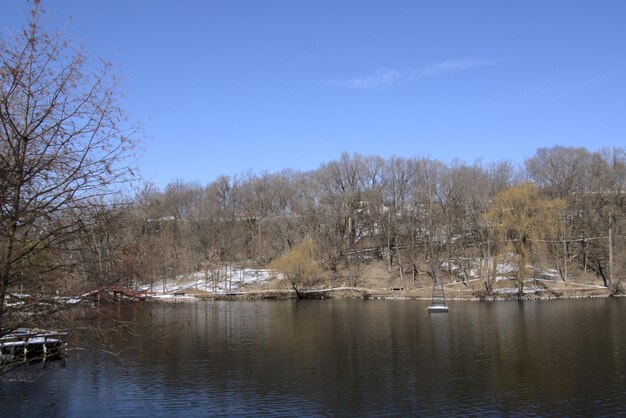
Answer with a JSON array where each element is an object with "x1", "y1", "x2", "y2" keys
[{"x1": 2, "y1": 1, "x2": 625, "y2": 188}]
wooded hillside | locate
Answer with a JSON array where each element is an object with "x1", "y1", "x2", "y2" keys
[{"x1": 71, "y1": 147, "x2": 625, "y2": 297}]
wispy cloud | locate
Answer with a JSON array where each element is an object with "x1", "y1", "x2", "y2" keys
[
  {"x1": 415, "y1": 58, "x2": 495, "y2": 78},
  {"x1": 325, "y1": 69, "x2": 403, "y2": 89},
  {"x1": 325, "y1": 58, "x2": 497, "y2": 89}
]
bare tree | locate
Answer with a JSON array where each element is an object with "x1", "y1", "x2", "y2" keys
[
  {"x1": 0, "y1": 2, "x2": 136, "y2": 330},
  {"x1": 382, "y1": 156, "x2": 414, "y2": 279},
  {"x1": 575, "y1": 148, "x2": 626, "y2": 290},
  {"x1": 525, "y1": 146, "x2": 592, "y2": 199}
]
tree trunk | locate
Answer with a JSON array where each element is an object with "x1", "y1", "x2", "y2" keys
[
  {"x1": 387, "y1": 211, "x2": 393, "y2": 270},
  {"x1": 583, "y1": 239, "x2": 589, "y2": 278},
  {"x1": 561, "y1": 219, "x2": 569, "y2": 282},
  {"x1": 397, "y1": 235, "x2": 404, "y2": 281},
  {"x1": 517, "y1": 249, "x2": 526, "y2": 297},
  {"x1": 291, "y1": 281, "x2": 303, "y2": 300},
  {"x1": 0, "y1": 277, "x2": 8, "y2": 330},
  {"x1": 608, "y1": 223, "x2": 613, "y2": 290}
]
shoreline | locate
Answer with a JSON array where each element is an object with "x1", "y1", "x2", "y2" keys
[{"x1": 147, "y1": 283, "x2": 616, "y2": 303}]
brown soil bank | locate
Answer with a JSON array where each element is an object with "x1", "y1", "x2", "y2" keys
[{"x1": 192, "y1": 280, "x2": 617, "y2": 302}]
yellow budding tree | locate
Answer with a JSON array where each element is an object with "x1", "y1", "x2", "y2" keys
[
  {"x1": 269, "y1": 238, "x2": 320, "y2": 300},
  {"x1": 485, "y1": 183, "x2": 565, "y2": 296}
]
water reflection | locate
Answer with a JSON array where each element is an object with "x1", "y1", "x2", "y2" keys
[{"x1": 2, "y1": 299, "x2": 626, "y2": 416}]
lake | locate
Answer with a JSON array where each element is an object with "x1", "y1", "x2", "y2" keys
[{"x1": 2, "y1": 298, "x2": 626, "y2": 416}]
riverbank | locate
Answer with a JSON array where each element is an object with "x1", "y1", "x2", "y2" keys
[
  {"x1": 132, "y1": 261, "x2": 619, "y2": 304},
  {"x1": 150, "y1": 278, "x2": 615, "y2": 302}
]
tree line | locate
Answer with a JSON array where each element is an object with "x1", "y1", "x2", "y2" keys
[{"x1": 115, "y1": 147, "x2": 623, "y2": 297}]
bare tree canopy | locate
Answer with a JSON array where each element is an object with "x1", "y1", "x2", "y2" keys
[
  {"x1": 0, "y1": 1, "x2": 136, "y2": 329},
  {"x1": 127, "y1": 145, "x2": 624, "y2": 300}
]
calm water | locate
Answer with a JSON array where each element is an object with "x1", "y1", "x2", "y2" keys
[{"x1": 2, "y1": 298, "x2": 626, "y2": 417}]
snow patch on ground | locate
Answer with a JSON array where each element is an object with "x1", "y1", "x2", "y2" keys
[
  {"x1": 442, "y1": 256, "x2": 567, "y2": 283},
  {"x1": 139, "y1": 266, "x2": 274, "y2": 295},
  {"x1": 494, "y1": 286, "x2": 542, "y2": 294}
]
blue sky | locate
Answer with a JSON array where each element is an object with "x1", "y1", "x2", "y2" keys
[{"x1": 2, "y1": 1, "x2": 625, "y2": 188}]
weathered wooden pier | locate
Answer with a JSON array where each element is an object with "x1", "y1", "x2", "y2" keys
[{"x1": 0, "y1": 328, "x2": 68, "y2": 366}]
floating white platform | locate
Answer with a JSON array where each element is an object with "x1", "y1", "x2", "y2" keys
[{"x1": 428, "y1": 305, "x2": 449, "y2": 313}]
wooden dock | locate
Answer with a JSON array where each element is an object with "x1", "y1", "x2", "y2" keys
[{"x1": 0, "y1": 328, "x2": 67, "y2": 365}]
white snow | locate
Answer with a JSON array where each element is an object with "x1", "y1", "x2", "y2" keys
[
  {"x1": 494, "y1": 286, "x2": 541, "y2": 294},
  {"x1": 139, "y1": 266, "x2": 274, "y2": 296},
  {"x1": 0, "y1": 337, "x2": 61, "y2": 347}
]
